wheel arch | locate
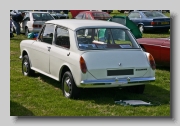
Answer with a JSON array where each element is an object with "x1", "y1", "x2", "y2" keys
[
  {"x1": 59, "y1": 65, "x2": 74, "y2": 83},
  {"x1": 138, "y1": 23, "x2": 144, "y2": 27},
  {"x1": 22, "y1": 50, "x2": 33, "y2": 67}
]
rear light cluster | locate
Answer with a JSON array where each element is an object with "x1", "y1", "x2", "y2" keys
[
  {"x1": 151, "y1": 21, "x2": 160, "y2": 26},
  {"x1": 148, "y1": 53, "x2": 156, "y2": 70},
  {"x1": 79, "y1": 56, "x2": 87, "y2": 73},
  {"x1": 32, "y1": 24, "x2": 42, "y2": 28}
]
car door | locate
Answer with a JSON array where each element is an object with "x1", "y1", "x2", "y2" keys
[
  {"x1": 49, "y1": 26, "x2": 71, "y2": 79},
  {"x1": 31, "y1": 24, "x2": 55, "y2": 74}
]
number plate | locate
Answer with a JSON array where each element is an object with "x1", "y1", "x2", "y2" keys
[{"x1": 161, "y1": 22, "x2": 169, "y2": 25}]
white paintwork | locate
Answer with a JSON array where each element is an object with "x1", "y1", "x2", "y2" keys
[{"x1": 20, "y1": 19, "x2": 155, "y2": 88}]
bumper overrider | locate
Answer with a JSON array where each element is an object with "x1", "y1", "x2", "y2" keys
[{"x1": 79, "y1": 77, "x2": 155, "y2": 88}]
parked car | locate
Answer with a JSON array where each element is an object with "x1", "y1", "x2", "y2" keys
[
  {"x1": 74, "y1": 11, "x2": 111, "y2": 20},
  {"x1": 19, "y1": 11, "x2": 55, "y2": 36},
  {"x1": 19, "y1": 19, "x2": 156, "y2": 99},
  {"x1": 70, "y1": 10, "x2": 89, "y2": 18},
  {"x1": 51, "y1": 13, "x2": 69, "y2": 19},
  {"x1": 128, "y1": 10, "x2": 170, "y2": 33},
  {"x1": 109, "y1": 15, "x2": 142, "y2": 39},
  {"x1": 137, "y1": 37, "x2": 170, "y2": 67}
]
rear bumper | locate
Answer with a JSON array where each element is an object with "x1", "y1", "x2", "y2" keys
[
  {"x1": 79, "y1": 77, "x2": 155, "y2": 88},
  {"x1": 28, "y1": 28, "x2": 41, "y2": 33},
  {"x1": 144, "y1": 25, "x2": 170, "y2": 31}
]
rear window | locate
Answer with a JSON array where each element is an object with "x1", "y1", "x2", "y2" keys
[
  {"x1": 76, "y1": 28, "x2": 140, "y2": 50},
  {"x1": 92, "y1": 12, "x2": 111, "y2": 20},
  {"x1": 143, "y1": 11, "x2": 167, "y2": 18},
  {"x1": 32, "y1": 13, "x2": 54, "y2": 21}
]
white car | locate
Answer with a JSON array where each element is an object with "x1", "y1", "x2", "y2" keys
[
  {"x1": 20, "y1": 11, "x2": 55, "y2": 36},
  {"x1": 19, "y1": 19, "x2": 156, "y2": 99}
]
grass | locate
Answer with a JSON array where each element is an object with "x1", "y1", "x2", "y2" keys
[{"x1": 10, "y1": 11, "x2": 170, "y2": 116}]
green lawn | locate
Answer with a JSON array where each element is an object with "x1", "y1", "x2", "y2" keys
[{"x1": 10, "y1": 11, "x2": 170, "y2": 116}]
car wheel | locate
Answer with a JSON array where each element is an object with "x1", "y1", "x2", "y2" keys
[
  {"x1": 125, "y1": 85, "x2": 145, "y2": 94},
  {"x1": 22, "y1": 55, "x2": 35, "y2": 76},
  {"x1": 139, "y1": 25, "x2": 144, "y2": 33},
  {"x1": 62, "y1": 71, "x2": 80, "y2": 99},
  {"x1": 25, "y1": 27, "x2": 29, "y2": 36}
]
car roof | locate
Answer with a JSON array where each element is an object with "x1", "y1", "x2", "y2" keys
[
  {"x1": 25, "y1": 11, "x2": 51, "y2": 13},
  {"x1": 46, "y1": 19, "x2": 128, "y2": 31},
  {"x1": 80, "y1": 11, "x2": 108, "y2": 13}
]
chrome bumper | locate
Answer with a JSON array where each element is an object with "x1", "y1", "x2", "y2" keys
[{"x1": 79, "y1": 77, "x2": 155, "y2": 88}]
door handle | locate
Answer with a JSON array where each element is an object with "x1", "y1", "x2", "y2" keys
[
  {"x1": 67, "y1": 52, "x2": 70, "y2": 56},
  {"x1": 47, "y1": 46, "x2": 51, "y2": 51}
]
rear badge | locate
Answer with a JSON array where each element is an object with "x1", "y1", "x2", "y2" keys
[
  {"x1": 115, "y1": 77, "x2": 119, "y2": 82},
  {"x1": 136, "y1": 68, "x2": 147, "y2": 71},
  {"x1": 119, "y1": 63, "x2": 121, "y2": 66},
  {"x1": 127, "y1": 77, "x2": 130, "y2": 82}
]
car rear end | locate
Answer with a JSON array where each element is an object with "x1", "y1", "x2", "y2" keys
[
  {"x1": 142, "y1": 11, "x2": 170, "y2": 32},
  {"x1": 74, "y1": 27, "x2": 155, "y2": 88},
  {"x1": 29, "y1": 12, "x2": 55, "y2": 33}
]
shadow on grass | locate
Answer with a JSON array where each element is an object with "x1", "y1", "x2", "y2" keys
[
  {"x1": 31, "y1": 73, "x2": 170, "y2": 106},
  {"x1": 10, "y1": 100, "x2": 34, "y2": 116},
  {"x1": 156, "y1": 66, "x2": 170, "y2": 72},
  {"x1": 33, "y1": 73, "x2": 62, "y2": 90},
  {"x1": 78, "y1": 84, "x2": 170, "y2": 106}
]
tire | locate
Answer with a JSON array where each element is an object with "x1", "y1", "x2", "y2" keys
[
  {"x1": 125, "y1": 85, "x2": 145, "y2": 94},
  {"x1": 139, "y1": 25, "x2": 144, "y2": 33},
  {"x1": 22, "y1": 55, "x2": 35, "y2": 76},
  {"x1": 62, "y1": 71, "x2": 80, "y2": 99},
  {"x1": 25, "y1": 27, "x2": 29, "y2": 36}
]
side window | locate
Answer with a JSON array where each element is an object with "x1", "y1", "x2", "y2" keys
[
  {"x1": 38, "y1": 24, "x2": 54, "y2": 44},
  {"x1": 75, "y1": 13, "x2": 84, "y2": 19},
  {"x1": 55, "y1": 26, "x2": 70, "y2": 49},
  {"x1": 87, "y1": 14, "x2": 92, "y2": 20},
  {"x1": 128, "y1": 12, "x2": 141, "y2": 18},
  {"x1": 111, "y1": 18, "x2": 126, "y2": 25},
  {"x1": 23, "y1": 12, "x2": 30, "y2": 20},
  {"x1": 82, "y1": 14, "x2": 86, "y2": 19}
]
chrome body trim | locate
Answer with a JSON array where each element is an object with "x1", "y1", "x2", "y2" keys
[{"x1": 79, "y1": 77, "x2": 155, "y2": 88}]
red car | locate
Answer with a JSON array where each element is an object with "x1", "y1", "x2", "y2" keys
[
  {"x1": 137, "y1": 37, "x2": 170, "y2": 67},
  {"x1": 74, "y1": 11, "x2": 111, "y2": 20}
]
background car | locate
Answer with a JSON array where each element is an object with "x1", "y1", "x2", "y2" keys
[
  {"x1": 20, "y1": 11, "x2": 55, "y2": 36},
  {"x1": 109, "y1": 15, "x2": 142, "y2": 39},
  {"x1": 137, "y1": 37, "x2": 170, "y2": 67},
  {"x1": 74, "y1": 11, "x2": 111, "y2": 20},
  {"x1": 20, "y1": 19, "x2": 155, "y2": 99},
  {"x1": 128, "y1": 10, "x2": 170, "y2": 33}
]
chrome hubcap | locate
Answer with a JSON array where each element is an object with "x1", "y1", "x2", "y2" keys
[
  {"x1": 64, "y1": 77, "x2": 72, "y2": 97},
  {"x1": 139, "y1": 26, "x2": 143, "y2": 33},
  {"x1": 23, "y1": 60, "x2": 29, "y2": 75}
]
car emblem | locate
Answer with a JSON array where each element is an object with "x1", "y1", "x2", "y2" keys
[
  {"x1": 127, "y1": 77, "x2": 130, "y2": 82},
  {"x1": 119, "y1": 63, "x2": 121, "y2": 66},
  {"x1": 115, "y1": 77, "x2": 119, "y2": 82}
]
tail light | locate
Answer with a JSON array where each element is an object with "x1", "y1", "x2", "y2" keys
[
  {"x1": 151, "y1": 21, "x2": 157, "y2": 26},
  {"x1": 32, "y1": 24, "x2": 42, "y2": 28},
  {"x1": 79, "y1": 56, "x2": 87, "y2": 73},
  {"x1": 148, "y1": 53, "x2": 156, "y2": 70}
]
